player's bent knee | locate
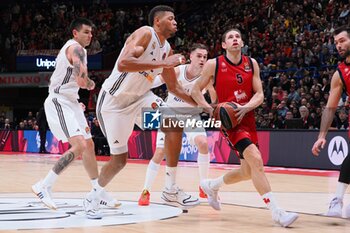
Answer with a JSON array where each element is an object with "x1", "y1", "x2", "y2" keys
[
  {"x1": 109, "y1": 154, "x2": 127, "y2": 170},
  {"x1": 196, "y1": 139, "x2": 208, "y2": 151},
  {"x1": 85, "y1": 138, "x2": 95, "y2": 150}
]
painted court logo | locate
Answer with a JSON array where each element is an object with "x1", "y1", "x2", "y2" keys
[
  {"x1": 328, "y1": 136, "x2": 348, "y2": 166},
  {"x1": 0, "y1": 197, "x2": 181, "y2": 230}
]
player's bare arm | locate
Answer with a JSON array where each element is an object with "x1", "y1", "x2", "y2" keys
[
  {"x1": 151, "y1": 66, "x2": 179, "y2": 88},
  {"x1": 312, "y1": 71, "x2": 343, "y2": 156},
  {"x1": 205, "y1": 79, "x2": 218, "y2": 104},
  {"x1": 68, "y1": 44, "x2": 95, "y2": 90},
  {"x1": 191, "y1": 58, "x2": 216, "y2": 111},
  {"x1": 234, "y1": 58, "x2": 263, "y2": 122},
  {"x1": 162, "y1": 64, "x2": 196, "y2": 106},
  {"x1": 117, "y1": 27, "x2": 185, "y2": 72}
]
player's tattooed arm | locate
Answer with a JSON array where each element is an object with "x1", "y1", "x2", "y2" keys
[
  {"x1": 70, "y1": 45, "x2": 95, "y2": 90},
  {"x1": 72, "y1": 46, "x2": 86, "y2": 78},
  {"x1": 52, "y1": 151, "x2": 75, "y2": 174}
]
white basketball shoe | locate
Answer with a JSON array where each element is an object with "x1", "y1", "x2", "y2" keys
[
  {"x1": 99, "y1": 189, "x2": 121, "y2": 208},
  {"x1": 326, "y1": 197, "x2": 343, "y2": 217},
  {"x1": 161, "y1": 186, "x2": 200, "y2": 209},
  {"x1": 272, "y1": 209, "x2": 299, "y2": 227},
  {"x1": 200, "y1": 179, "x2": 221, "y2": 210},
  {"x1": 83, "y1": 191, "x2": 103, "y2": 219},
  {"x1": 31, "y1": 180, "x2": 57, "y2": 210}
]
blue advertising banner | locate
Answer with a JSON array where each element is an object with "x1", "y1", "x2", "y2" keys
[
  {"x1": 16, "y1": 54, "x2": 102, "y2": 71},
  {"x1": 22, "y1": 130, "x2": 54, "y2": 153}
]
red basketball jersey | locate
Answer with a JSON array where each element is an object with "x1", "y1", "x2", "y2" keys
[
  {"x1": 214, "y1": 54, "x2": 258, "y2": 146},
  {"x1": 337, "y1": 61, "x2": 350, "y2": 138},
  {"x1": 214, "y1": 54, "x2": 255, "y2": 120},
  {"x1": 338, "y1": 61, "x2": 350, "y2": 96}
]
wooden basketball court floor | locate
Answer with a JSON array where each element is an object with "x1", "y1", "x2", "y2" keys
[{"x1": 0, "y1": 152, "x2": 349, "y2": 233}]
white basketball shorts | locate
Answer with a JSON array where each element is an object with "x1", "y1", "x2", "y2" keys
[
  {"x1": 96, "y1": 90, "x2": 164, "y2": 155},
  {"x1": 44, "y1": 94, "x2": 91, "y2": 143}
]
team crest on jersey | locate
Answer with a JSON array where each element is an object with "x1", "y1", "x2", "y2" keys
[
  {"x1": 162, "y1": 53, "x2": 167, "y2": 60},
  {"x1": 151, "y1": 102, "x2": 159, "y2": 110},
  {"x1": 152, "y1": 42, "x2": 156, "y2": 50},
  {"x1": 221, "y1": 62, "x2": 227, "y2": 72},
  {"x1": 244, "y1": 62, "x2": 251, "y2": 71},
  {"x1": 234, "y1": 89, "x2": 248, "y2": 102}
]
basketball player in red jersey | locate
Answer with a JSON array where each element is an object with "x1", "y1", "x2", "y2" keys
[
  {"x1": 312, "y1": 26, "x2": 350, "y2": 218},
  {"x1": 191, "y1": 28, "x2": 298, "y2": 227}
]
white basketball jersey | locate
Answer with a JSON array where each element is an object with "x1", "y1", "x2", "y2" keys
[
  {"x1": 48, "y1": 39, "x2": 87, "y2": 100},
  {"x1": 166, "y1": 64, "x2": 200, "y2": 108},
  {"x1": 102, "y1": 26, "x2": 171, "y2": 108}
]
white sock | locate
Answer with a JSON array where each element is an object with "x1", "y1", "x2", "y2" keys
[
  {"x1": 91, "y1": 178, "x2": 104, "y2": 193},
  {"x1": 210, "y1": 175, "x2": 224, "y2": 190},
  {"x1": 197, "y1": 153, "x2": 210, "y2": 181},
  {"x1": 335, "y1": 182, "x2": 348, "y2": 200},
  {"x1": 262, "y1": 192, "x2": 279, "y2": 212},
  {"x1": 144, "y1": 160, "x2": 160, "y2": 191},
  {"x1": 165, "y1": 166, "x2": 177, "y2": 190},
  {"x1": 42, "y1": 170, "x2": 58, "y2": 187}
]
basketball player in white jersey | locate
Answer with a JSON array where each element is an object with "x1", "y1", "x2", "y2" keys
[
  {"x1": 92, "y1": 5, "x2": 198, "y2": 213},
  {"x1": 138, "y1": 44, "x2": 217, "y2": 206},
  {"x1": 31, "y1": 18, "x2": 118, "y2": 219}
]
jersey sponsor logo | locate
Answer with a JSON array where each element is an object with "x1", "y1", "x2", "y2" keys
[
  {"x1": 173, "y1": 96, "x2": 185, "y2": 103},
  {"x1": 0, "y1": 197, "x2": 181, "y2": 230},
  {"x1": 327, "y1": 136, "x2": 348, "y2": 165},
  {"x1": 139, "y1": 71, "x2": 154, "y2": 82},
  {"x1": 234, "y1": 90, "x2": 248, "y2": 102}
]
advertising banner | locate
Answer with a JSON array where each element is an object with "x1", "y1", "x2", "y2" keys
[
  {"x1": 0, "y1": 129, "x2": 348, "y2": 170},
  {"x1": 16, "y1": 53, "x2": 102, "y2": 71},
  {"x1": 0, "y1": 72, "x2": 51, "y2": 87}
]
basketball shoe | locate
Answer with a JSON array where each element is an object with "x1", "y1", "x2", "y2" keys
[
  {"x1": 326, "y1": 197, "x2": 343, "y2": 217},
  {"x1": 345, "y1": 204, "x2": 350, "y2": 218},
  {"x1": 200, "y1": 179, "x2": 221, "y2": 210},
  {"x1": 161, "y1": 186, "x2": 200, "y2": 209},
  {"x1": 31, "y1": 180, "x2": 57, "y2": 210},
  {"x1": 199, "y1": 186, "x2": 208, "y2": 198},
  {"x1": 138, "y1": 189, "x2": 151, "y2": 206},
  {"x1": 99, "y1": 189, "x2": 121, "y2": 208},
  {"x1": 83, "y1": 191, "x2": 103, "y2": 219},
  {"x1": 272, "y1": 209, "x2": 299, "y2": 227}
]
